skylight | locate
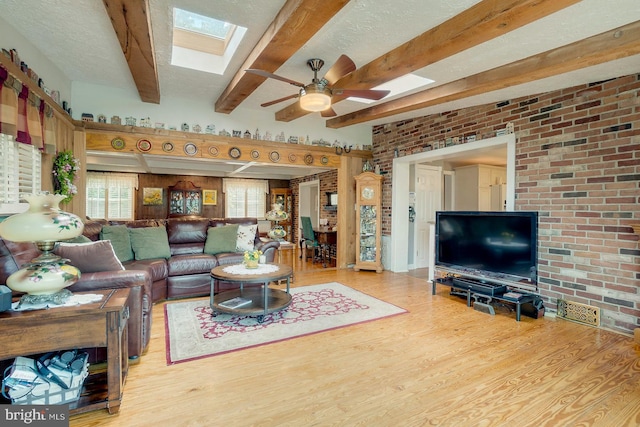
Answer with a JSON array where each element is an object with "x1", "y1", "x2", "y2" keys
[
  {"x1": 348, "y1": 74, "x2": 435, "y2": 103},
  {"x1": 171, "y1": 8, "x2": 246, "y2": 75},
  {"x1": 174, "y1": 8, "x2": 233, "y2": 39}
]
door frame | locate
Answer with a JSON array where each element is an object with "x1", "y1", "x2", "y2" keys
[{"x1": 388, "y1": 134, "x2": 516, "y2": 272}]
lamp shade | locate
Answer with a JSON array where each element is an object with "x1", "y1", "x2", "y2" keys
[
  {"x1": 265, "y1": 203, "x2": 289, "y2": 222},
  {"x1": 299, "y1": 85, "x2": 331, "y2": 112},
  {"x1": 0, "y1": 193, "x2": 84, "y2": 243}
]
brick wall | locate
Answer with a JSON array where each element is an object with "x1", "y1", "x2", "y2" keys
[{"x1": 372, "y1": 74, "x2": 640, "y2": 334}]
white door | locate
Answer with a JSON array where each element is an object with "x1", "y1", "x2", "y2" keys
[{"x1": 414, "y1": 165, "x2": 442, "y2": 269}]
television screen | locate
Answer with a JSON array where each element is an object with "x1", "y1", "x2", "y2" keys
[{"x1": 435, "y1": 211, "x2": 538, "y2": 283}]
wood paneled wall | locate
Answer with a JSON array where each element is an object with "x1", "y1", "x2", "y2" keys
[{"x1": 135, "y1": 174, "x2": 289, "y2": 219}]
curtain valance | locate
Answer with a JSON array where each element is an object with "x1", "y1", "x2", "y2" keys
[{"x1": 0, "y1": 64, "x2": 56, "y2": 150}]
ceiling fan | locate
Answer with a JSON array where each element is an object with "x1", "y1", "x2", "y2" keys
[{"x1": 246, "y1": 55, "x2": 390, "y2": 117}]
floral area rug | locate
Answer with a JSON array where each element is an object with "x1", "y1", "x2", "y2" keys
[{"x1": 164, "y1": 282, "x2": 407, "y2": 364}]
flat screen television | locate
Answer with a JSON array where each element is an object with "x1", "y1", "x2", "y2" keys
[{"x1": 435, "y1": 211, "x2": 538, "y2": 285}]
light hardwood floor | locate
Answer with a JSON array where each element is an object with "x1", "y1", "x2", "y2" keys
[{"x1": 71, "y1": 260, "x2": 640, "y2": 427}]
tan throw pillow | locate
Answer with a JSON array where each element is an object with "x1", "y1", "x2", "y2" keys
[{"x1": 54, "y1": 240, "x2": 125, "y2": 273}]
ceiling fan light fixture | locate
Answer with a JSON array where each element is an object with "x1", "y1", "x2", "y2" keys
[{"x1": 299, "y1": 85, "x2": 332, "y2": 112}]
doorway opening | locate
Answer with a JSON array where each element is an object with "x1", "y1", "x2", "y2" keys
[
  {"x1": 388, "y1": 134, "x2": 516, "y2": 273},
  {"x1": 298, "y1": 180, "x2": 319, "y2": 257}
]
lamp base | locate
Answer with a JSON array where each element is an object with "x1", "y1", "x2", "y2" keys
[
  {"x1": 6, "y1": 254, "x2": 80, "y2": 298},
  {"x1": 16, "y1": 289, "x2": 73, "y2": 308}
]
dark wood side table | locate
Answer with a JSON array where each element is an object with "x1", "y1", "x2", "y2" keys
[
  {"x1": 313, "y1": 227, "x2": 337, "y2": 268},
  {"x1": 0, "y1": 288, "x2": 130, "y2": 415}
]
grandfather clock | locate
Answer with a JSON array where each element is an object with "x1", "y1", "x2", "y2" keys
[{"x1": 354, "y1": 172, "x2": 383, "y2": 273}]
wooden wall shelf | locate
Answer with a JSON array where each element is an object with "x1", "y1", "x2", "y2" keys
[{"x1": 83, "y1": 121, "x2": 371, "y2": 168}]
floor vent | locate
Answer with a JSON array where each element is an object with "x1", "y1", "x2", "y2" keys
[{"x1": 557, "y1": 300, "x2": 600, "y2": 327}]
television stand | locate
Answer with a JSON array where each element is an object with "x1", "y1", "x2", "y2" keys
[{"x1": 433, "y1": 275, "x2": 543, "y2": 321}]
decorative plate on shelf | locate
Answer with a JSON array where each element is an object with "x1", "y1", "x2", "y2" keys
[
  {"x1": 251, "y1": 150, "x2": 260, "y2": 159},
  {"x1": 269, "y1": 151, "x2": 280, "y2": 162},
  {"x1": 184, "y1": 142, "x2": 198, "y2": 156},
  {"x1": 162, "y1": 141, "x2": 174, "y2": 153},
  {"x1": 229, "y1": 147, "x2": 241, "y2": 159},
  {"x1": 111, "y1": 137, "x2": 125, "y2": 150},
  {"x1": 288, "y1": 153, "x2": 297, "y2": 163},
  {"x1": 304, "y1": 154, "x2": 314, "y2": 165},
  {"x1": 136, "y1": 139, "x2": 152, "y2": 152},
  {"x1": 208, "y1": 146, "x2": 219, "y2": 157},
  {"x1": 321, "y1": 156, "x2": 329, "y2": 165}
]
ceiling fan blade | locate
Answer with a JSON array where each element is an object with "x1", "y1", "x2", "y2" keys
[
  {"x1": 334, "y1": 89, "x2": 390, "y2": 100},
  {"x1": 245, "y1": 69, "x2": 305, "y2": 87},
  {"x1": 320, "y1": 106, "x2": 337, "y2": 117},
  {"x1": 260, "y1": 93, "x2": 300, "y2": 107},
  {"x1": 322, "y1": 55, "x2": 356, "y2": 86}
]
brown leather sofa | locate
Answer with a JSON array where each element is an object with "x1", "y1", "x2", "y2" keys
[
  {"x1": 0, "y1": 216, "x2": 279, "y2": 359},
  {"x1": 0, "y1": 238, "x2": 152, "y2": 359},
  {"x1": 83, "y1": 217, "x2": 280, "y2": 301}
]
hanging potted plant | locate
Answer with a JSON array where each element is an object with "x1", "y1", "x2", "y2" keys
[{"x1": 52, "y1": 150, "x2": 80, "y2": 204}]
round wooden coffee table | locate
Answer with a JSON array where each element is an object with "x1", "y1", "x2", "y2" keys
[{"x1": 209, "y1": 263, "x2": 293, "y2": 323}]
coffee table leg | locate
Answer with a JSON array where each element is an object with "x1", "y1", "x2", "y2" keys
[{"x1": 263, "y1": 283, "x2": 268, "y2": 319}]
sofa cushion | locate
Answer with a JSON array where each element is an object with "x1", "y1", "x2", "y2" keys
[
  {"x1": 54, "y1": 240, "x2": 124, "y2": 273},
  {"x1": 167, "y1": 219, "x2": 208, "y2": 244},
  {"x1": 129, "y1": 226, "x2": 171, "y2": 260},
  {"x1": 167, "y1": 218, "x2": 209, "y2": 255},
  {"x1": 168, "y1": 253, "x2": 218, "y2": 276},
  {"x1": 124, "y1": 259, "x2": 169, "y2": 283},
  {"x1": 204, "y1": 224, "x2": 238, "y2": 255},
  {"x1": 236, "y1": 224, "x2": 258, "y2": 251},
  {"x1": 215, "y1": 252, "x2": 246, "y2": 266},
  {"x1": 100, "y1": 225, "x2": 134, "y2": 262}
]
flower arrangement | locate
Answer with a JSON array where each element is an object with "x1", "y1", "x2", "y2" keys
[
  {"x1": 243, "y1": 249, "x2": 262, "y2": 268},
  {"x1": 52, "y1": 150, "x2": 80, "y2": 204},
  {"x1": 244, "y1": 250, "x2": 262, "y2": 262}
]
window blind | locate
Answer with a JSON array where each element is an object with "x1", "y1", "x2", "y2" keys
[
  {"x1": 222, "y1": 178, "x2": 268, "y2": 219},
  {"x1": 0, "y1": 133, "x2": 41, "y2": 214},
  {"x1": 86, "y1": 172, "x2": 138, "y2": 220}
]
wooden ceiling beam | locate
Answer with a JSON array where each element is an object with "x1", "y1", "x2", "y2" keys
[
  {"x1": 275, "y1": 0, "x2": 580, "y2": 122},
  {"x1": 102, "y1": 0, "x2": 160, "y2": 104},
  {"x1": 214, "y1": 0, "x2": 351, "y2": 114},
  {"x1": 327, "y1": 21, "x2": 640, "y2": 128}
]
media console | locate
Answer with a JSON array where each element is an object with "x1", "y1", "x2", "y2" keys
[{"x1": 432, "y1": 268, "x2": 544, "y2": 321}]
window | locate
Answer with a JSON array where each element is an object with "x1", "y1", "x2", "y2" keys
[
  {"x1": 0, "y1": 133, "x2": 41, "y2": 214},
  {"x1": 223, "y1": 178, "x2": 268, "y2": 219},
  {"x1": 86, "y1": 172, "x2": 138, "y2": 220},
  {"x1": 171, "y1": 8, "x2": 247, "y2": 75}
]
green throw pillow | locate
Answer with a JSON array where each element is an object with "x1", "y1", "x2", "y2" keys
[
  {"x1": 100, "y1": 225, "x2": 134, "y2": 262},
  {"x1": 204, "y1": 224, "x2": 239, "y2": 255},
  {"x1": 64, "y1": 234, "x2": 91, "y2": 244},
  {"x1": 129, "y1": 226, "x2": 171, "y2": 260}
]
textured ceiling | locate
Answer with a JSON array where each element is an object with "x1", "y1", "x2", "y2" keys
[
  {"x1": 1, "y1": 0, "x2": 639, "y2": 177},
  {"x1": 3, "y1": 0, "x2": 638, "y2": 124}
]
